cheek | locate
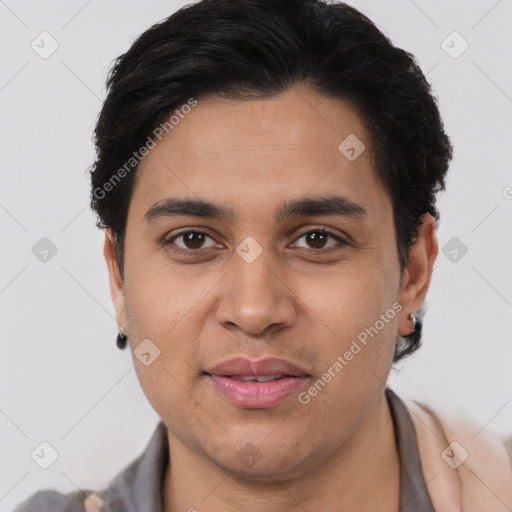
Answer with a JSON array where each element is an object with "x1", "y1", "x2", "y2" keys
[
  {"x1": 295, "y1": 278, "x2": 398, "y2": 436},
  {"x1": 295, "y1": 262, "x2": 399, "y2": 403},
  {"x1": 122, "y1": 268, "x2": 207, "y2": 410},
  {"x1": 131, "y1": 356, "x2": 209, "y2": 458},
  {"x1": 297, "y1": 260, "x2": 399, "y2": 340},
  {"x1": 124, "y1": 248, "x2": 218, "y2": 339}
]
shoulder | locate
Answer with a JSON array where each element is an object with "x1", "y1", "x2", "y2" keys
[
  {"x1": 13, "y1": 489, "x2": 84, "y2": 512},
  {"x1": 13, "y1": 489, "x2": 104, "y2": 512},
  {"x1": 404, "y1": 395, "x2": 512, "y2": 511},
  {"x1": 13, "y1": 421, "x2": 166, "y2": 512}
]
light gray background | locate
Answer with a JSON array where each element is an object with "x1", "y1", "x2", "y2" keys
[{"x1": 1, "y1": 0, "x2": 511, "y2": 510}]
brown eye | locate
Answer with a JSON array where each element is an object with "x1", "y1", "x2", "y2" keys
[
  {"x1": 293, "y1": 229, "x2": 348, "y2": 251},
  {"x1": 304, "y1": 231, "x2": 329, "y2": 249},
  {"x1": 179, "y1": 232, "x2": 207, "y2": 249},
  {"x1": 165, "y1": 231, "x2": 218, "y2": 251}
]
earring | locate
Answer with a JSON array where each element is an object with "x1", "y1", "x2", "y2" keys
[
  {"x1": 116, "y1": 327, "x2": 127, "y2": 350},
  {"x1": 409, "y1": 313, "x2": 422, "y2": 333}
]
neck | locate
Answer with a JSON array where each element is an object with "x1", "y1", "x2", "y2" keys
[{"x1": 162, "y1": 391, "x2": 400, "y2": 511}]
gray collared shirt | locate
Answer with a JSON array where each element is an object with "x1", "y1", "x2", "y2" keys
[{"x1": 14, "y1": 388, "x2": 435, "y2": 511}]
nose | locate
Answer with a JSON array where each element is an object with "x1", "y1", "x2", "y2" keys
[{"x1": 215, "y1": 245, "x2": 296, "y2": 337}]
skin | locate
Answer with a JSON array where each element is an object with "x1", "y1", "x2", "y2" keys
[{"x1": 104, "y1": 86, "x2": 438, "y2": 511}]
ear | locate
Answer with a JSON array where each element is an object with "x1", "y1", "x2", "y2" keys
[
  {"x1": 103, "y1": 229, "x2": 128, "y2": 331},
  {"x1": 398, "y1": 213, "x2": 438, "y2": 337}
]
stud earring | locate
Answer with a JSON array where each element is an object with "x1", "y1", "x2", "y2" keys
[{"x1": 116, "y1": 327, "x2": 127, "y2": 350}]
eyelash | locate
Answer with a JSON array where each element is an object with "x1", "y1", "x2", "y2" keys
[{"x1": 161, "y1": 227, "x2": 349, "y2": 256}]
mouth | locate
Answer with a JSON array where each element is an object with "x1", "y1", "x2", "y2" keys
[
  {"x1": 203, "y1": 357, "x2": 311, "y2": 408},
  {"x1": 225, "y1": 374, "x2": 289, "y2": 382}
]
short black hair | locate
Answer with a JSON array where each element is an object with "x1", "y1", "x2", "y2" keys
[{"x1": 89, "y1": 0, "x2": 453, "y2": 361}]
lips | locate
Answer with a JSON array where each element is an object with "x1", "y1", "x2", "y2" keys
[
  {"x1": 204, "y1": 357, "x2": 310, "y2": 378},
  {"x1": 204, "y1": 357, "x2": 310, "y2": 408}
]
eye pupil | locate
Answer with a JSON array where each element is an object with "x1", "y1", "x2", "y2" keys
[
  {"x1": 184, "y1": 232, "x2": 205, "y2": 249},
  {"x1": 307, "y1": 231, "x2": 328, "y2": 249}
]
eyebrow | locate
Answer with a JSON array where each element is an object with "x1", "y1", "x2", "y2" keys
[{"x1": 144, "y1": 195, "x2": 367, "y2": 225}]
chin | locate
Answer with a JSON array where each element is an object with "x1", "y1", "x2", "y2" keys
[{"x1": 202, "y1": 439, "x2": 317, "y2": 483}]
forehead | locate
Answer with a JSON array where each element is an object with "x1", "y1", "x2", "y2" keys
[
  {"x1": 145, "y1": 87, "x2": 368, "y2": 164},
  {"x1": 130, "y1": 86, "x2": 390, "y2": 226}
]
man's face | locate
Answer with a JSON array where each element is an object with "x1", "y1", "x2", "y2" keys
[{"x1": 108, "y1": 87, "x2": 407, "y2": 479}]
